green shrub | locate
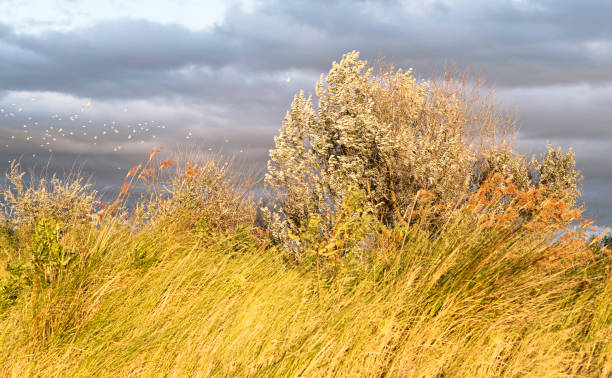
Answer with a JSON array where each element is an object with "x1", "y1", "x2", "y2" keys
[
  {"x1": 1, "y1": 217, "x2": 78, "y2": 313},
  {"x1": 4, "y1": 218, "x2": 75, "y2": 289},
  {"x1": 0, "y1": 274, "x2": 21, "y2": 313},
  {"x1": 293, "y1": 187, "x2": 379, "y2": 261}
]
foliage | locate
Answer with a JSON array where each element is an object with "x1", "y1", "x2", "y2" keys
[
  {"x1": 127, "y1": 154, "x2": 256, "y2": 233},
  {"x1": 0, "y1": 161, "x2": 100, "y2": 235},
  {"x1": 10, "y1": 218, "x2": 73, "y2": 283},
  {"x1": 530, "y1": 142, "x2": 582, "y2": 205},
  {"x1": 26, "y1": 218, "x2": 75, "y2": 285},
  {"x1": 0, "y1": 222, "x2": 17, "y2": 255},
  {"x1": 1, "y1": 218, "x2": 77, "y2": 314},
  {"x1": 604, "y1": 233, "x2": 612, "y2": 250},
  {"x1": 291, "y1": 187, "x2": 378, "y2": 258},
  {"x1": 264, "y1": 51, "x2": 582, "y2": 247}
]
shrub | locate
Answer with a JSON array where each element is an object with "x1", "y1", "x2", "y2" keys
[
  {"x1": 291, "y1": 187, "x2": 379, "y2": 260},
  {"x1": 264, "y1": 51, "x2": 581, "y2": 247},
  {"x1": 131, "y1": 154, "x2": 256, "y2": 233},
  {"x1": 1, "y1": 218, "x2": 77, "y2": 312},
  {"x1": 0, "y1": 161, "x2": 100, "y2": 235},
  {"x1": 6, "y1": 218, "x2": 75, "y2": 285},
  {"x1": 530, "y1": 142, "x2": 582, "y2": 205}
]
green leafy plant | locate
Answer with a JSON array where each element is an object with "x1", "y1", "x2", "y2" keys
[
  {"x1": 29, "y1": 218, "x2": 75, "y2": 286},
  {"x1": 8, "y1": 218, "x2": 75, "y2": 288}
]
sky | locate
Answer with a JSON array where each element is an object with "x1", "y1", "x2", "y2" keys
[{"x1": 0, "y1": 0, "x2": 611, "y2": 224}]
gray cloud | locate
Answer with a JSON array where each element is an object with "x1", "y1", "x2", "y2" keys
[
  {"x1": 500, "y1": 84, "x2": 612, "y2": 141},
  {"x1": 1, "y1": 0, "x2": 611, "y2": 97}
]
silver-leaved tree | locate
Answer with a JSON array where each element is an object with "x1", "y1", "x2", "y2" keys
[{"x1": 263, "y1": 51, "x2": 581, "y2": 247}]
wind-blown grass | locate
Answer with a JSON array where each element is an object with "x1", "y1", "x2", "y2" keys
[{"x1": 0, "y1": 153, "x2": 610, "y2": 377}]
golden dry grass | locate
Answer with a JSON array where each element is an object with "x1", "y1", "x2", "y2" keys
[{"x1": 0, "y1": 151, "x2": 609, "y2": 377}]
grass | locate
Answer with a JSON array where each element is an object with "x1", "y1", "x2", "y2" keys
[{"x1": 0, "y1": 152, "x2": 610, "y2": 376}]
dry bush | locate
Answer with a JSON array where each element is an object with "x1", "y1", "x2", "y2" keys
[
  {"x1": 106, "y1": 149, "x2": 256, "y2": 233},
  {"x1": 0, "y1": 161, "x2": 100, "y2": 235},
  {"x1": 264, "y1": 51, "x2": 582, "y2": 246},
  {"x1": 530, "y1": 142, "x2": 582, "y2": 205},
  {"x1": 0, "y1": 163, "x2": 100, "y2": 308},
  {"x1": 152, "y1": 157, "x2": 255, "y2": 231}
]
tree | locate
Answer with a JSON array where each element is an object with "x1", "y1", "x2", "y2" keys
[{"x1": 263, "y1": 51, "x2": 581, "y2": 247}]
